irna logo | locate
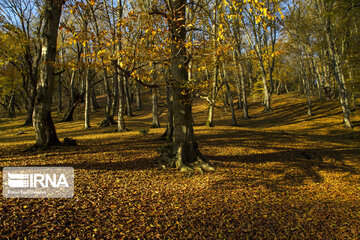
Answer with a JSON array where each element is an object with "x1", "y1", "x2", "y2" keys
[
  {"x1": 3, "y1": 167, "x2": 74, "y2": 198},
  {"x1": 7, "y1": 173, "x2": 69, "y2": 188}
]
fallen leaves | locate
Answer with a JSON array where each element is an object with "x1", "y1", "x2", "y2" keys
[{"x1": 0, "y1": 94, "x2": 360, "y2": 239}]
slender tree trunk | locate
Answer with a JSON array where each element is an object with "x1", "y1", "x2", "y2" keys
[
  {"x1": 90, "y1": 75, "x2": 98, "y2": 113},
  {"x1": 151, "y1": 88, "x2": 160, "y2": 128},
  {"x1": 84, "y1": 67, "x2": 91, "y2": 129},
  {"x1": 261, "y1": 70, "x2": 271, "y2": 112},
  {"x1": 136, "y1": 81, "x2": 141, "y2": 111},
  {"x1": 100, "y1": 69, "x2": 114, "y2": 126},
  {"x1": 8, "y1": 92, "x2": 15, "y2": 118},
  {"x1": 24, "y1": 75, "x2": 37, "y2": 126},
  {"x1": 206, "y1": 2, "x2": 219, "y2": 127},
  {"x1": 33, "y1": 0, "x2": 62, "y2": 147},
  {"x1": 206, "y1": 63, "x2": 218, "y2": 127},
  {"x1": 222, "y1": 63, "x2": 237, "y2": 126},
  {"x1": 116, "y1": 0, "x2": 126, "y2": 132},
  {"x1": 301, "y1": 61, "x2": 312, "y2": 116},
  {"x1": 237, "y1": 57, "x2": 249, "y2": 119},
  {"x1": 57, "y1": 76, "x2": 63, "y2": 113},
  {"x1": 62, "y1": 71, "x2": 78, "y2": 122},
  {"x1": 117, "y1": 75, "x2": 126, "y2": 131},
  {"x1": 236, "y1": 78, "x2": 242, "y2": 110},
  {"x1": 323, "y1": 10, "x2": 352, "y2": 128},
  {"x1": 111, "y1": 71, "x2": 119, "y2": 119},
  {"x1": 160, "y1": 85, "x2": 173, "y2": 141},
  {"x1": 124, "y1": 76, "x2": 132, "y2": 117}
]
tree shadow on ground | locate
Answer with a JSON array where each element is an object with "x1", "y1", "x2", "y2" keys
[
  {"x1": 38, "y1": 157, "x2": 155, "y2": 171},
  {"x1": 208, "y1": 147, "x2": 360, "y2": 192}
]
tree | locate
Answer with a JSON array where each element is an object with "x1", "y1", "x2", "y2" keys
[
  {"x1": 0, "y1": 0, "x2": 43, "y2": 126},
  {"x1": 150, "y1": 0, "x2": 214, "y2": 172},
  {"x1": 32, "y1": 0, "x2": 64, "y2": 147}
]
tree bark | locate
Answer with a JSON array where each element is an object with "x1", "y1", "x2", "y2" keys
[
  {"x1": 124, "y1": 76, "x2": 132, "y2": 117},
  {"x1": 84, "y1": 67, "x2": 91, "y2": 129},
  {"x1": 8, "y1": 92, "x2": 16, "y2": 118},
  {"x1": 111, "y1": 71, "x2": 119, "y2": 118},
  {"x1": 151, "y1": 88, "x2": 160, "y2": 128},
  {"x1": 117, "y1": 74, "x2": 126, "y2": 131},
  {"x1": 160, "y1": 85, "x2": 173, "y2": 141},
  {"x1": 32, "y1": 0, "x2": 63, "y2": 147},
  {"x1": 135, "y1": 81, "x2": 141, "y2": 111}
]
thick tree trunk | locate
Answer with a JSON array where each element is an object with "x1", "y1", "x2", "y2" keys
[
  {"x1": 160, "y1": 0, "x2": 213, "y2": 172},
  {"x1": 33, "y1": 0, "x2": 62, "y2": 147},
  {"x1": 151, "y1": 88, "x2": 160, "y2": 128}
]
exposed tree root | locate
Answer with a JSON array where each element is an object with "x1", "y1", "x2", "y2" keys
[
  {"x1": 150, "y1": 123, "x2": 161, "y2": 128},
  {"x1": 24, "y1": 137, "x2": 78, "y2": 152},
  {"x1": 158, "y1": 143, "x2": 215, "y2": 173},
  {"x1": 99, "y1": 119, "x2": 116, "y2": 127},
  {"x1": 115, "y1": 128, "x2": 129, "y2": 132}
]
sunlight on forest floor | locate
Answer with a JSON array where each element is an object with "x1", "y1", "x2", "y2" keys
[{"x1": 1, "y1": 93, "x2": 360, "y2": 239}]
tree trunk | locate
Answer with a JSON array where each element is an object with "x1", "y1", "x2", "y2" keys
[
  {"x1": 24, "y1": 75, "x2": 37, "y2": 126},
  {"x1": 84, "y1": 67, "x2": 91, "y2": 129},
  {"x1": 100, "y1": 69, "x2": 114, "y2": 126},
  {"x1": 33, "y1": 0, "x2": 62, "y2": 147},
  {"x1": 8, "y1": 92, "x2": 16, "y2": 118},
  {"x1": 61, "y1": 71, "x2": 78, "y2": 122},
  {"x1": 206, "y1": 103, "x2": 215, "y2": 127},
  {"x1": 301, "y1": 61, "x2": 312, "y2": 116},
  {"x1": 238, "y1": 59, "x2": 249, "y2": 119},
  {"x1": 323, "y1": 9, "x2": 352, "y2": 128},
  {"x1": 161, "y1": 0, "x2": 214, "y2": 172},
  {"x1": 90, "y1": 75, "x2": 98, "y2": 113},
  {"x1": 111, "y1": 71, "x2": 119, "y2": 119},
  {"x1": 124, "y1": 76, "x2": 132, "y2": 117},
  {"x1": 206, "y1": 63, "x2": 218, "y2": 127},
  {"x1": 135, "y1": 81, "x2": 141, "y2": 111},
  {"x1": 160, "y1": 85, "x2": 173, "y2": 141},
  {"x1": 116, "y1": 0, "x2": 126, "y2": 132},
  {"x1": 117, "y1": 74, "x2": 126, "y2": 132},
  {"x1": 222, "y1": 63, "x2": 237, "y2": 126},
  {"x1": 57, "y1": 75, "x2": 63, "y2": 113},
  {"x1": 261, "y1": 71, "x2": 271, "y2": 112},
  {"x1": 151, "y1": 88, "x2": 160, "y2": 128}
]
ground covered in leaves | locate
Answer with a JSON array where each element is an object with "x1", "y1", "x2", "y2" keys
[{"x1": 1, "y1": 93, "x2": 360, "y2": 239}]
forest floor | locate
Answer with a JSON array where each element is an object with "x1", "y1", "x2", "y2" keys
[{"x1": 1, "y1": 93, "x2": 360, "y2": 239}]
